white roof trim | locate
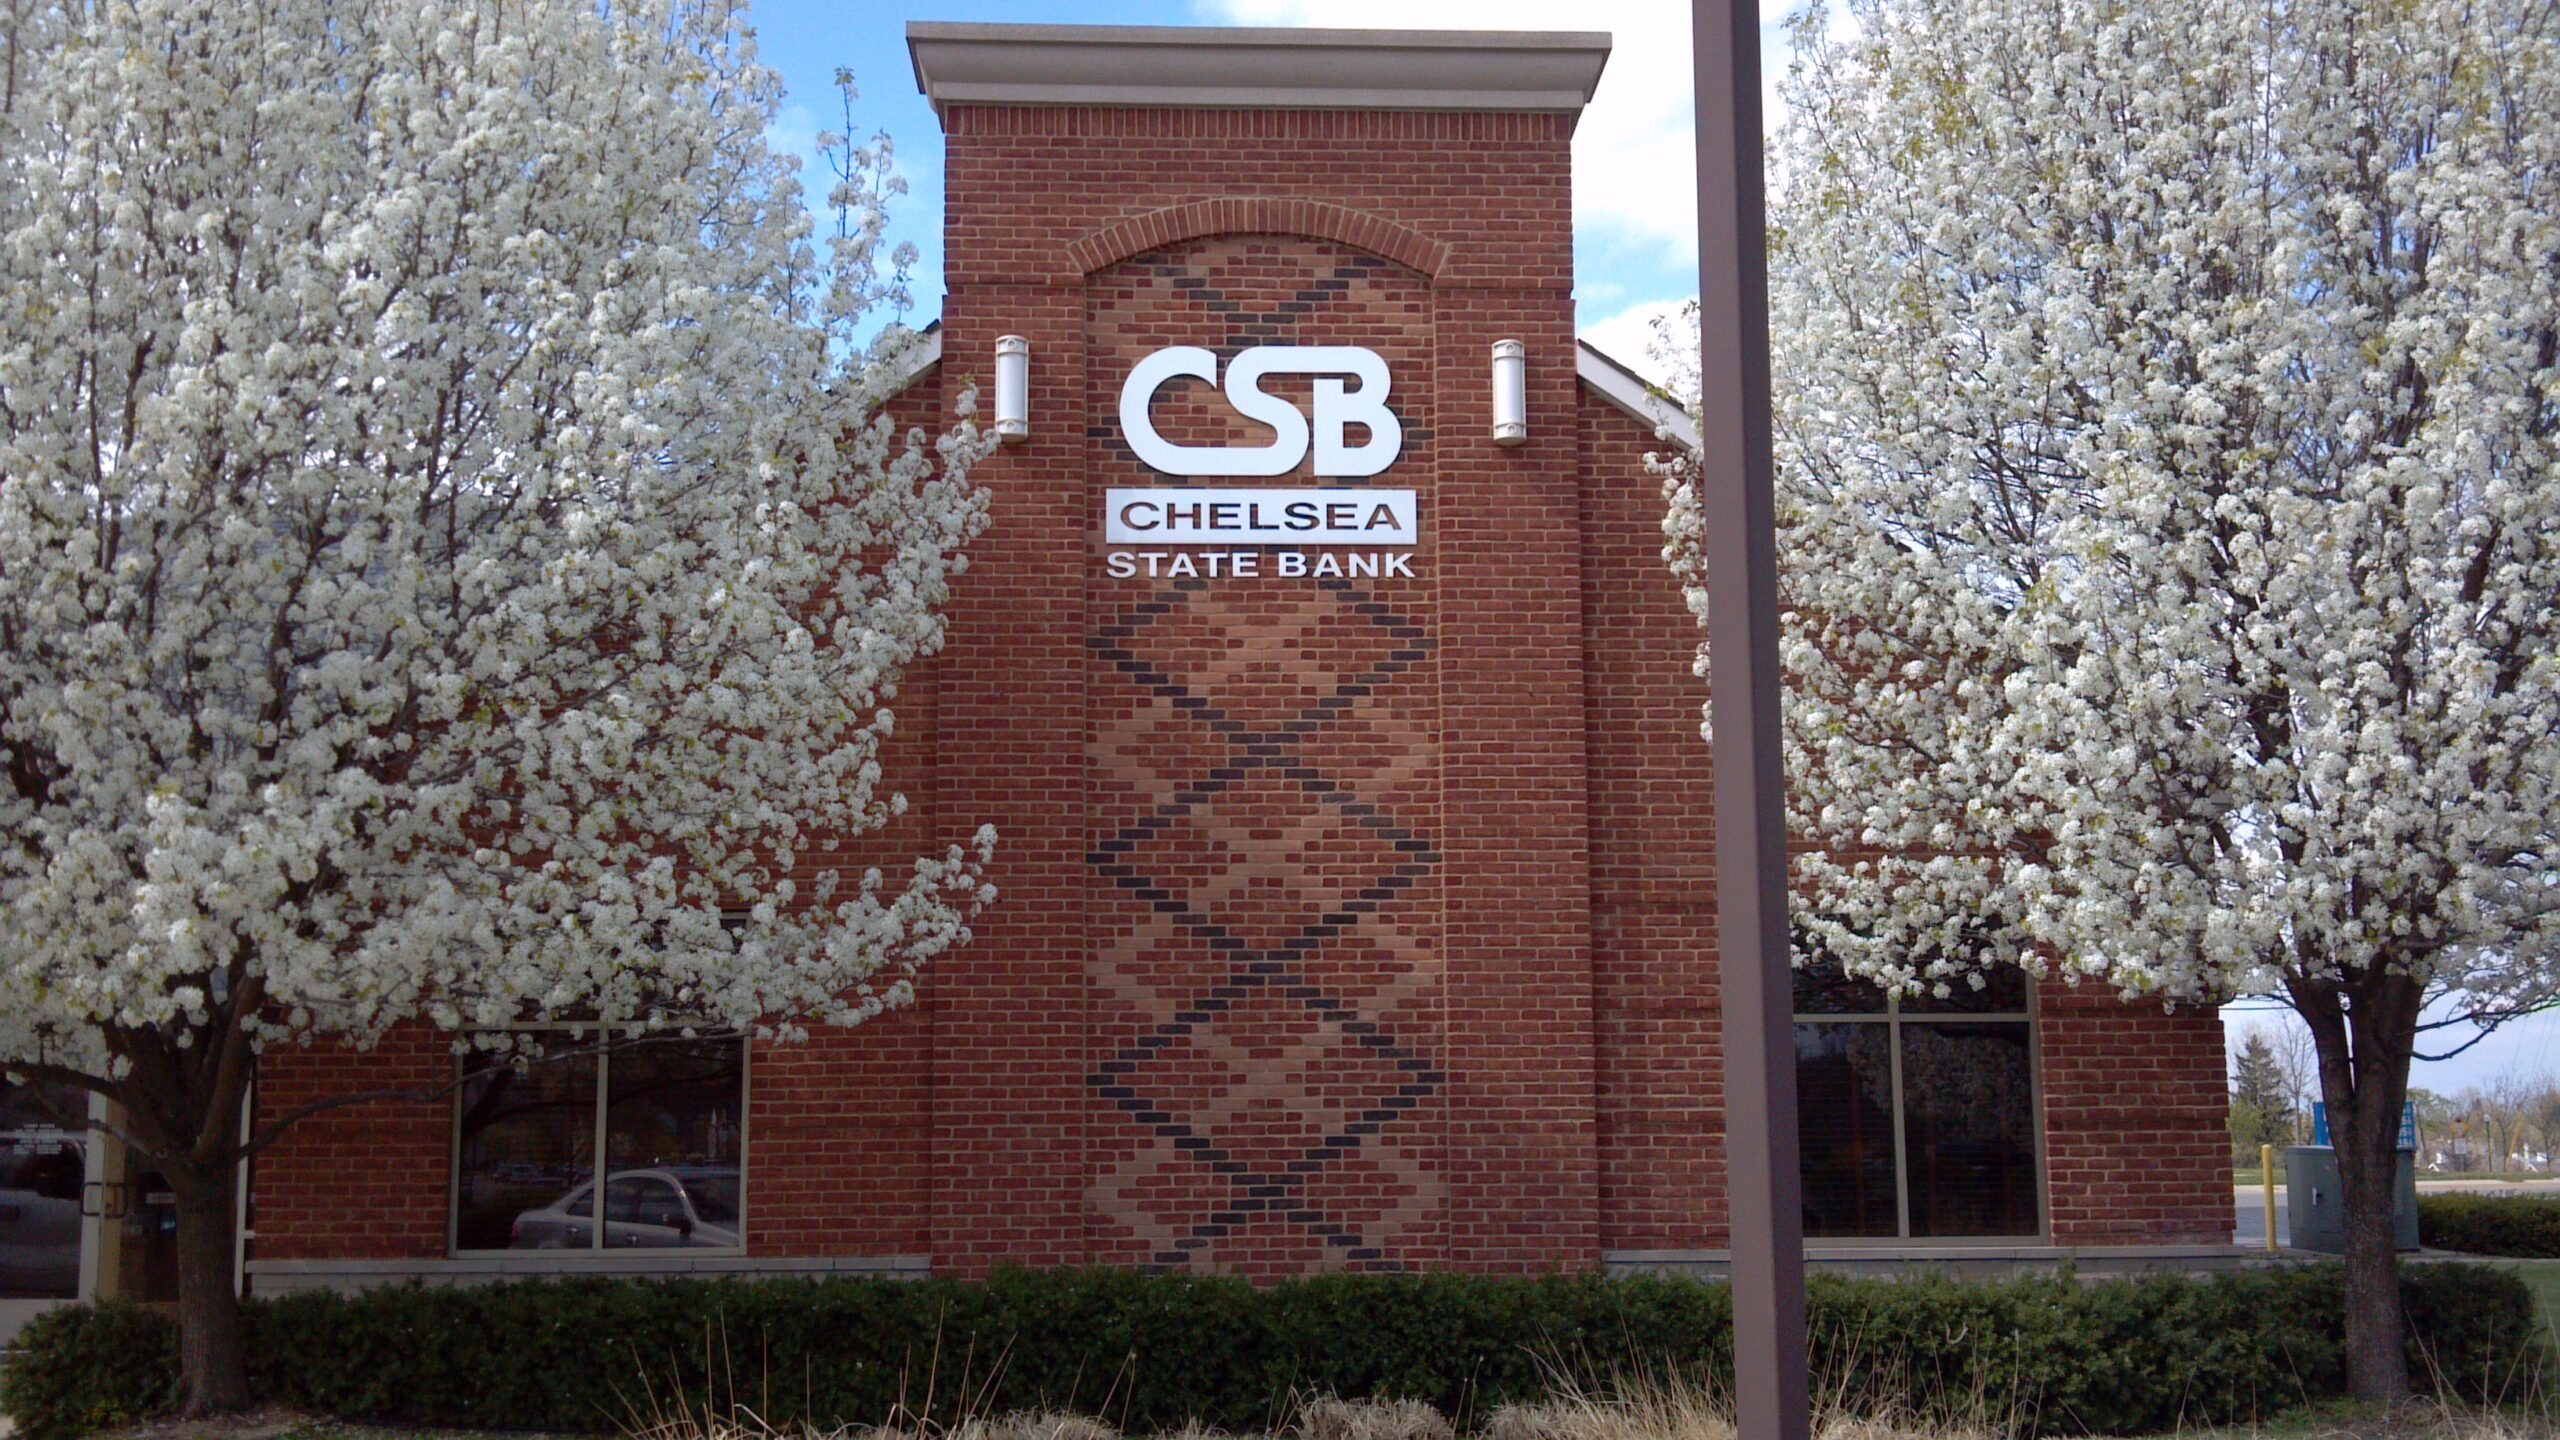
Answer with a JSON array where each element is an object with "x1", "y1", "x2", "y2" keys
[
  {"x1": 1576, "y1": 339, "x2": 1700, "y2": 453},
  {"x1": 908, "y1": 24, "x2": 1610, "y2": 129},
  {"x1": 875, "y1": 324, "x2": 942, "y2": 402}
]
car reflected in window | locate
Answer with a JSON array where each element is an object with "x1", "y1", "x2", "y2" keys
[
  {"x1": 453, "y1": 1034, "x2": 743, "y2": 1254},
  {"x1": 508, "y1": 1166, "x2": 740, "y2": 1250}
]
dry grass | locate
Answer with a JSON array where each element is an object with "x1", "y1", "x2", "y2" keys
[
  {"x1": 617, "y1": 1379, "x2": 2002, "y2": 1440},
  {"x1": 606, "y1": 1379, "x2": 2556, "y2": 1440},
  {"x1": 2161, "y1": 1397, "x2": 2560, "y2": 1438},
  {"x1": 69, "y1": 1389, "x2": 2551, "y2": 1440},
  {"x1": 1483, "y1": 1371, "x2": 1996, "y2": 1440},
  {"x1": 1295, "y1": 1399, "x2": 1452, "y2": 1440}
]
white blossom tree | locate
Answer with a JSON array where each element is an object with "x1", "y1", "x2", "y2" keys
[
  {"x1": 0, "y1": 0, "x2": 994, "y2": 1413},
  {"x1": 1664, "y1": 0, "x2": 2559, "y2": 1398}
]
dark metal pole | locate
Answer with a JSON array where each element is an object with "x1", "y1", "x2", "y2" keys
[{"x1": 1691, "y1": 3, "x2": 1810, "y2": 1438}]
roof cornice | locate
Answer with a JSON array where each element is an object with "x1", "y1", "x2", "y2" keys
[{"x1": 907, "y1": 23, "x2": 1611, "y2": 130}]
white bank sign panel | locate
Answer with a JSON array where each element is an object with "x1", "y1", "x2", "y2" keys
[
  {"x1": 1107, "y1": 344, "x2": 1416, "y2": 581},
  {"x1": 1105, "y1": 490, "x2": 1416, "y2": 546}
]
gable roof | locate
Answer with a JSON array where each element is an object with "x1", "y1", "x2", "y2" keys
[
  {"x1": 876, "y1": 320, "x2": 943, "y2": 397},
  {"x1": 1575, "y1": 338, "x2": 1700, "y2": 453}
]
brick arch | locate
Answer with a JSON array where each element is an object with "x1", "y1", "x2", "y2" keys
[{"x1": 1067, "y1": 199, "x2": 1450, "y2": 279}]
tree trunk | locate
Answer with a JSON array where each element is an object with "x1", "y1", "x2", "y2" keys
[
  {"x1": 172, "y1": 1163, "x2": 252, "y2": 1417},
  {"x1": 2291, "y1": 970, "x2": 2421, "y2": 1403},
  {"x1": 2331, "y1": 1098, "x2": 2409, "y2": 1400}
]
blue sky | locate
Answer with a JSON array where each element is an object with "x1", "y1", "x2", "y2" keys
[
  {"x1": 741, "y1": 0, "x2": 2559, "y2": 1098},
  {"x1": 746, "y1": 0, "x2": 1727, "y2": 362},
  {"x1": 2227, "y1": 999, "x2": 2560, "y2": 1100}
]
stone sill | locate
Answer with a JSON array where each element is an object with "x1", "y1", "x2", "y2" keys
[
  {"x1": 245, "y1": 1254, "x2": 928, "y2": 1293},
  {"x1": 1604, "y1": 1244, "x2": 2270, "y2": 1276},
  {"x1": 246, "y1": 1246, "x2": 2310, "y2": 1294}
]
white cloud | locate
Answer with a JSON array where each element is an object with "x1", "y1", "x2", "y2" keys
[
  {"x1": 1201, "y1": 0, "x2": 1806, "y2": 271},
  {"x1": 770, "y1": 103, "x2": 825, "y2": 179},
  {"x1": 1575, "y1": 295, "x2": 1695, "y2": 386}
]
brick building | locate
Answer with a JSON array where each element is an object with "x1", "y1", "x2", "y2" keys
[{"x1": 4, "y1": 25, "x2": 2232, "y2": 1322}]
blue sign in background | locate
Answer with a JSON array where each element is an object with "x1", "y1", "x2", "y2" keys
[{"x1": 2310, "y1": 1100, "x2": 2419, "y2": 1150}]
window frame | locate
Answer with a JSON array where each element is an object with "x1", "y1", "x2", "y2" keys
[
  {"x1": 447, "y1": 1026, "x2": 751, "y2": 1259},
  {"x1": 1793, "y1": 979, "x2": 2048, "y2": 1245}
]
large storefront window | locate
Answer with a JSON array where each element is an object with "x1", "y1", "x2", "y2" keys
[
  {"x1": 1795, "y1": 965, "x2": 2039, "y2": 1239},
  {"x1": 452, "y1": 1035, "x2": 744, "y2": 1254}
]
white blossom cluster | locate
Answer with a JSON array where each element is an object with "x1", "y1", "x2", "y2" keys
[
  {"x1": 0, "y1": 0, "x2": 997, "y2": 1086},
  {"x1": 1664, "y1": 0, "x2": 2560, "y2": 1009}
]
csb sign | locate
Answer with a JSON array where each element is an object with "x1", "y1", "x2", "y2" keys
[
  {"x1": 1119, "y1": 345, "x2": 1401, "y2": 476},
  {"x1": 1108, "y1": 344, "x2": 1415, "y2": 581}
]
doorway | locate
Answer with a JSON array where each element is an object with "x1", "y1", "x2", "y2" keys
[{"x1": 0, "y1": 1082, "x2": 186, "y2": 1346}]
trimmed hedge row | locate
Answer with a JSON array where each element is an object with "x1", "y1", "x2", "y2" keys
[
  {"x1": 2420, "y1": 1192, "x2": 2560, "y2": 1257},
  {"x1": 3, "y1": 1264, "x2": 2543, "y2": 1440}
]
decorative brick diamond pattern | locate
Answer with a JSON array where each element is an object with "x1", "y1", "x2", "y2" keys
[{"x1": 1085, "y1": 237, "x2": 1446, "y2": 1274}]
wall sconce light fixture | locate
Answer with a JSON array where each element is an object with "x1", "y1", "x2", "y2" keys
[
  {"x1": 994, "y1": 334, "x2": 1030, "y2": 444},
  {"x1": 1491, "y1": 339, "x2": 1527, "y2": 446}
]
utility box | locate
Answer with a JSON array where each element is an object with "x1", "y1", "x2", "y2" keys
[{"x1": 2285, "y1": 1146, "x2": 2420, "y2": 1253}]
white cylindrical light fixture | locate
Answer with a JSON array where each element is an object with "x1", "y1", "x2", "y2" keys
[
  {"x1": 994, "y1": 334, "x2": 1030, "y2": 444},
  {"x1": 1490, "y1": 339, "x2": 1527, "y2": 446}
]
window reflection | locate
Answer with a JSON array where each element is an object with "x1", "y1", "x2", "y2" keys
[
  {"x1": 0, "y1": 1081, "x2": 86, "y2": 1299},
  {"x1": 453, "y1": 1048, "x2": 596, "y2": 1252},
  {"x1": 1792, "y1": 960, "x2": 1890, "y2": 1015},
  {"x1": 602, "y1": 1039, "x2": 742, "y2": 1250},
  {"x1": 1795, "y1": 1024, "x2": 1898, "y2": 1238},
  {"x1": 1903, "y1": 1024, "x2": 2038, "y2": 1237},
  {"x1": 453, "y1": 1035, "x2": 743, "y2": 1254},
  {"x1": 1793, "y1": 964, "x2": 2039, "y2": 1240}
]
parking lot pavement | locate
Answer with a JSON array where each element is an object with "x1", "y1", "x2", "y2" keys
[
  {"x1": 2234, "y1": 1185, "x2": 2289, "y2": 1248},
  {"x1": 2234, "y1": 1176, "x2": 2560, "y2": 1248}
]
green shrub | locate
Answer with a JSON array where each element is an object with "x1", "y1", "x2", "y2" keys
[
  {"x1": 2419, "y1": 1191, "x2": 2560, "y2": 1257},
  {"x1": 0, "y1": 1301, "x2": 181, "y2": 1440},
  {"x1": 2, "y1": 1264, "x2": 2545, "y2": 1439},
  {"x1": 2403, "y1": 1260, "x2": 2550, "y2": 1395}
]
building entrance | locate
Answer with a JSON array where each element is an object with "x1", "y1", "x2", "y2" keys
[
  {"x1": 0, "y1": 1079, "x2": 184, "y2": 1345},
  {"x1": 0, "y1": 1079, "x2": 88, "y2": 1342}
]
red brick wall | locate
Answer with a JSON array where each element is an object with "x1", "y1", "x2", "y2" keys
[
  {"x1": 2039, "y1": 989, "x2": 2231, "y2": 1244},
  {"x1": 747, "y1": 1015, "x2": 935, "y2": 1257},
  {"x1": 245, "y1": 93, "x2": 2230, "y2": 1276},
  {"x1": 931, "y1": 104, "x2": 1594, "y2": 1277},
  {"x1": 250, "y1": 1024, "x2": 447, "y2": 1260},
  {"x1": 940, "y1": 109, "x2": 1574, "y2": 295},
  {"x1": 1577, "y1": 389, "x2": 1726, "y2": 1253},
  {"x1": 1432, "y1": 297, "x2": 1599, "y2": 1271},
  {"x1": 742, "y1": 363, "x2": 948, "y2": 1259}
]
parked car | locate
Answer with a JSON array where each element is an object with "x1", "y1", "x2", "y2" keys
[{"x1": 509, "y1": 1166, "x2": 739, "y2": 1250}]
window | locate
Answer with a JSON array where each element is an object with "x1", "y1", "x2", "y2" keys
[
  {"x1": 452, "y1": 1034, "x2": 745, "y2": 1254},
  {"x1": 0, "y1": 1079, "x2": 87, "y2": 1299},
  {"x1": 1794, "y1": 963, "x2": 2040, "y2": 1239}
]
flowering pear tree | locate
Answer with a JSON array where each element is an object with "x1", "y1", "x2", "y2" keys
[
  {"x1": 0, "y1": 0, "x2": 994, "y2": 1413},
  {"x1": 1665, "y1": 0, "x2": 2558, "y2": 1397}
]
